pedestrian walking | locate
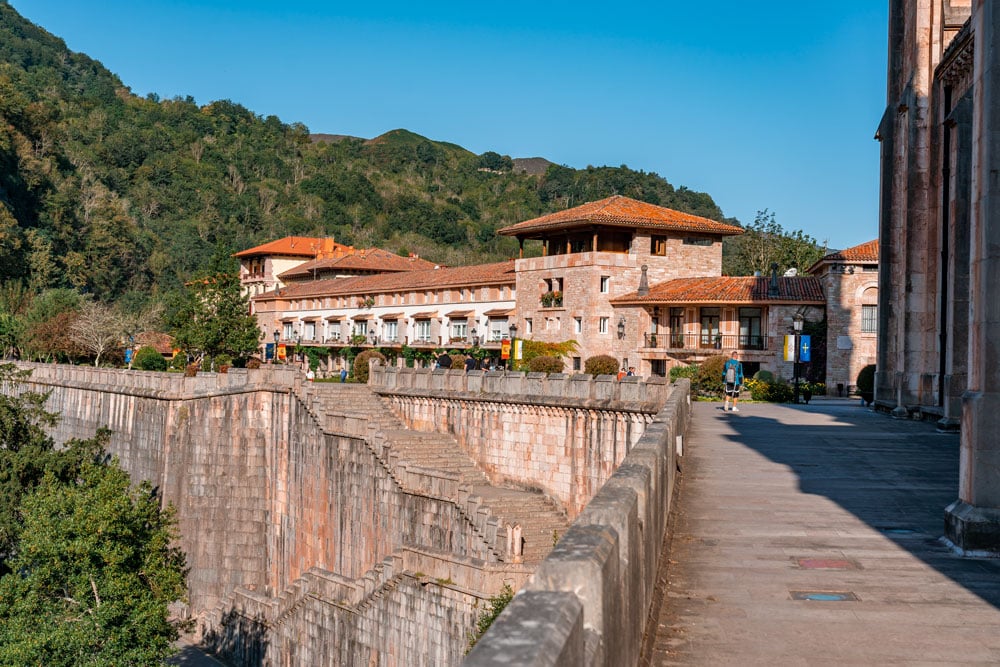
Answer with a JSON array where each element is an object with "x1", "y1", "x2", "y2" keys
[{"x1": 722, "y1": 350, "x2": 744, "y2": 412}]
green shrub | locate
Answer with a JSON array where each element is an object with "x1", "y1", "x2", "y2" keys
[
  {"x1": 528, "y1": 355, "x2": 564, "y2": 374},
  {"x1": 168, "y1": 353, "x2": 187, "y2": 371},
  {"x1": 747, "y1": 379, "x2": 794, "y2": 403},
  {"x1": 468, "y1": 583, "x2": 514, "y2": 651},
  {"x1": 695, "y1": 355, "x2": 727, "y2": 396},
  {"x1": 353, "y1": 350, "x2": 386, "y2": 383},
  {"x1": 669, "y1": 364, "x2": 698, "y2": 382},
  {"x1": 246, "y1": 357, "x2": 262, "y2": 369},
  {"x1": 856, "y1": 364, "x2": 876, "y2": 394},
  {"x1": 133, "y1": 346, "x2": 167, "y2": 371},
  {"x1": 753, "y1": 369, "x2": 774, "y2": 382},
  {"x1": 584, "y1": 354, "x2": 619, "y2": 376}
]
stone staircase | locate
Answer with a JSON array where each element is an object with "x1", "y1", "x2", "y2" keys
[{"x1": 298, "y1": 381, "x2": 568, "y2": 564}]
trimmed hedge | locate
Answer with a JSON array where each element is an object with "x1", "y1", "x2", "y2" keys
[
  {"x1": 528, "y1": 355, "x2": 564, "y2": 374},
  {"x1": 584, "y1": 354, "x2": 619, "y2": 376}
]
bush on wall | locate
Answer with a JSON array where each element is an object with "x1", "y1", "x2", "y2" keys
[
  {"x1": 584, "y1": 354, "x2": 619, "y2": 377},
  {"x1": 353, "y1": 350, "x2": 386, "y2": 383}
]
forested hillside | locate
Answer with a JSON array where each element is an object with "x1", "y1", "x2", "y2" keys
[{"x1": 0, "y1": 2, "x2": 728, "y2": 302}]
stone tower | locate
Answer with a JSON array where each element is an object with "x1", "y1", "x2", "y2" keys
[{"x1": 878, "y1": 0, "x2": 1000, "y2": 552}]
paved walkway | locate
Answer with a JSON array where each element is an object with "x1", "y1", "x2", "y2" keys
[{"x1": 647, "y1": 399, "x2": 1000, "y2": 665}]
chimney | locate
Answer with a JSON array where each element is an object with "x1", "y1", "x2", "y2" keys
[
  {"x1": 320, "y1": 238, "x2": 335, "y2": 257},
  {"x1": 638, "y1": 264, "x2": 649, "y2": 297},
  {"x1": 768, "y1": 262, "x2": 780, "y2": 298}
]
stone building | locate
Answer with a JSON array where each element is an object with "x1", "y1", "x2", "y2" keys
[
  {"x1": 877, "y1": 0, "x2": 1000, "y2": 552},
  {"x1": 235, "y1": 236, "x2": 340, "y2": 300},
  {"x1": 241, "y1": 196, "x2": 842, "y2": 378},
  {"x1": 611, "y1": 270, "x2": 825, "y2": 381},
  {"x1": 808, "y1": 240, "x2": 879, "y2": 395},
  {"x1": 496, "y1": 195, "x2": 746, "y2": 371}
]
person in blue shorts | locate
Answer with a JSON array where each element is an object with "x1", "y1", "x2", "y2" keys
[{"x1": 722, "y1": 350, "x2": 744, "y2": 412}]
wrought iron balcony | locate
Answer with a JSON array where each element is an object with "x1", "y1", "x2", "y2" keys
[{"x1": 643, "y1": 333, "x2": 769, "y2": 351}]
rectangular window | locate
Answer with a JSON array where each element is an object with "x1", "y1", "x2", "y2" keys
[
  {"x1": 669, "y1": 307, "x2": 685, "y2": 348},
  {"x1": 415, "y1": 320, "x2": 431, "y2": 341},
  {"x1": 650, "y1": 359, "x2": 667, "y2": 377},
  {"x1": 572, "y1": 356, "x2": 582, "y2": 371},
  {"x1": 490, "y1": 318, "x2": 507, "y2": 341},
  {"x1": 738, "y1": 307, "x2": 763, "y2": 350},
  {"x1": 452, "y1": 322, "x2": 467, "y2": 340},
  {"x1": 385, "y1": 321, "x2": 398, "y2": 342},
  {"x1": 574, "y1": 317, "x2": 583, "y2": 334},
  {"x1": 283, "y1": 323, "x2": 294, "y2": 340},
  {"x1": 600, "y1": 276, "x2": 610, "y2": 293},
  {"x1": 354, "y1": 321, "x2": 368, "y2": 337},
  {"x1": 304, "y1": 322, "x2": 316, "y2": 341},
  {"x1": 862, "y1": 304, "x2": 877, "y2": 333},
  {"x1": 525, "y1": 318, "x2": 533, "y2": 335},
  {"x1": 599, "y1": 317, "x2": 609, "y2": 334},
  {"x1": 699, "y1": 307, "x2": 720, "y2": 348},
  {"x1": 651, "y1": 235, "x2": 667, "y2": 256}
]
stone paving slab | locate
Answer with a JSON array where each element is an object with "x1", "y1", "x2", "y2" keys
[{"x1": 647, "y1": 401, "x2": 1000, "y2": 666}]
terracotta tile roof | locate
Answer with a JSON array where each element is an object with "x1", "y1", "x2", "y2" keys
[
  {"x1": 445, "y1": 310, "x2": 474, "y2": 318},
  {"x1": 497, "y1": 195, "x2": 743, "y2": 238},
  {"x1": 411, "y1": 311, "x2": 438, "y2": 319},
  {"x1": 808, "y1": 239, "x2": 879, "y2": 273},
  {"x1": 379, "y1": 312, "x2": 405, "y2": 319},
  {"x1": 234, "y1": 236, "x2": 328, "y2": 258},
  {"x1": 612, "y1": 276, "x2": 826, "y2": 305},
  {"x1": 482, "y1": 308, "x2": 514, "y2": 317},
  {"x1": 135, "y1": 332, "x2": 175, "y2": 355},
  {"x1": 324, "y1": 314, "x2": 344, "y2": 321},
  {"x1": 278, "y1": 248, "x2": 436, "y2": 279},
  {"x1": 352, "y1": 314, "x2": 374, "y2": 320},
  {"x1": 257, "y1": 261, "x2": 516, "y2": 301}
]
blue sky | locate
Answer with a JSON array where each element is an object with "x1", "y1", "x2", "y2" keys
[{"x1": 10, "y1": 1, "x2": 888, "y2": 250}]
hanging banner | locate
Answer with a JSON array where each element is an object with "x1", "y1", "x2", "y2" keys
[
  {"x1": 500, "y1": 338, "x2": 511, "y2": 360},
  {"x1": 798, "y1": 335, "x2": 812, "y2": 363},
  {"x1": 513, "y1": 339, "x2": 523, "y2": 360},
  {"x1": 783, "y1": 335, "x2": 796, "y2": 362},
  {"x1": 265, "y1": 343, "x2": 275, "y2": 360},
  {"x1": 277, "y1": 343, "x2": 287, "y2": 361}
]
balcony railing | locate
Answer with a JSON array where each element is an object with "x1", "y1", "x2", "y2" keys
[{"x1": 643, "y1": 333, "x2": 769, "y2": 351}]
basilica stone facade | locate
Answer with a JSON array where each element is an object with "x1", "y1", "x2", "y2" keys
[{"x1": 878, "y1": 0, "x2": 1000, "y2": 552}]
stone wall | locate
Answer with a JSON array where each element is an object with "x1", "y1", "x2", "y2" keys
[
  {"x1": 4, "y1": 362, "x2": 678, "y2": 665},
  {"x1": 465, "y1": 378, "x2": 690, "y2": 666},
  {"x1": 370, "y1": 365, "x2": 668, "y2": 517},
  {"x1": 2, "y1": 363, "x2": 524, "y2": 665}
]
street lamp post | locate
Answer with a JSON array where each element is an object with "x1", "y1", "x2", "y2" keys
[
  {"x1": 471, "y1": 327, "x2": 479, "y2": 347},
  {"x1": 507, "y1": 322, "x2": 518, "y2": 370},
  {"x1": 272, "y1": 329, "x2": 279, "y2": 363},
  {"x1": 792, "y1": 313, "x2": 804, "y2": 404}
]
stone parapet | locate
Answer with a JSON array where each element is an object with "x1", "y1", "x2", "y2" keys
[
  {"x1": 370, "y1": 364, "x2": 671, "y2": 409},
  {"x1": 465, "y1": 378, "x2": 690, "y2": 667}
]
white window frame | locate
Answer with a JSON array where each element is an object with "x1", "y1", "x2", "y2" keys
[
  {"x1": 415, "y1": 320, "x2": 432, "y2": 342},
  {"x1": 600, "y1": 276, "x2": 610, "y2": 293},
  {"x1": 599, "y1": 317, "x2": 609, "y2": 334}
]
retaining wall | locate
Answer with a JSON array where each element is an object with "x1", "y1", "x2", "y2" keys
[
  {"x1": 464, "y1": 378, "x2": 691, "y2": 666},
  {"x1": 370, "y1": 366, "x2": 668, "y2": 516}
]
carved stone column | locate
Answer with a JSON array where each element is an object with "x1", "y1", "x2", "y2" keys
[{"x1": 945, "y1": 0, "x2": 1000, "y2": 554}]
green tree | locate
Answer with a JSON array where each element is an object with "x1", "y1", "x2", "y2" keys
[
  {"x1": 723, "y1": 209, "x2": 827, "y2": 276},
  {"x1": 167, "y1": 273, "x2": 260, "y2": 363},
  {"x1": 0, "y1": 364, "x2": 187, "y2": 665},
  {"x1": 0, "y1": 463, "x2": 187, "y2": 666}
]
